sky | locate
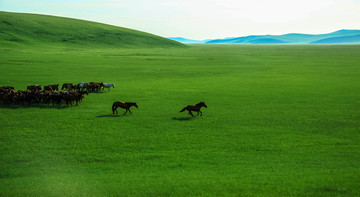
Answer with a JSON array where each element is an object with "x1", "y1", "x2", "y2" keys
[{"x1": 1, "y1": 0, "x2": 360, "y2": 40}]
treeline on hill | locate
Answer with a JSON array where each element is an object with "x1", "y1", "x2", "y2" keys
[{"x1": 0, "y1": 82, "x2": 107, "y2": 107}]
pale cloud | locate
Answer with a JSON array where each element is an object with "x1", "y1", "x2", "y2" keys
[{"x1": 1, "y1": 0, "x2": 360, "y2": 39}]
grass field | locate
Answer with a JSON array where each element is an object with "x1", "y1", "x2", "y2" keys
[{"x1": 1, "y1": 44, "x2": 359, "y2": 196}]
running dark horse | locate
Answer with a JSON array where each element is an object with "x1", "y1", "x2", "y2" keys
[
  {"x1": 112, "y1": 101, "x2": 138, "y2": 115},
  {"x1": 179, "y1": 102, "x2": 207, "y2": 117}
]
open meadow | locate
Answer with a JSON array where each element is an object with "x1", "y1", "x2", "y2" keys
[{"x1": 1, "y1": 44, "x2": 360, "y2": 196}]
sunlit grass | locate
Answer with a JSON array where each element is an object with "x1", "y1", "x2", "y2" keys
[{"x1": 1, "y1": 44, "x2": 360, "y2": 196}]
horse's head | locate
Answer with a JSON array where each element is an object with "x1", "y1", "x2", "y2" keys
[
  {"x1": 133, "y1": 102, "x2": 138, "y2": 108},
  {"x1": 198, "y1": 102, "x2": 207, "y2": 108},
  {"x1": 112, "y1": 84, "x2": 115, "y2": 88},
  {"x1": 79, "y1": 91, "x2": 88, "y2": 95}
]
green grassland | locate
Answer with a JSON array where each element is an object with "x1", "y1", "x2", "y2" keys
[
  {"x1": 1, "y1": 11, "x2": 360, "y2": 197},
  {"x1": 1, "y1": 44, "x2": 360, "y2": 196}
]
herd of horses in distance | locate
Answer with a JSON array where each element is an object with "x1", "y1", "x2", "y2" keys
[
  {"x1": 1, "y1": 83, "x2": 207, "y2": 117},
  {"x1": 0, "y1": 82, "x2": 114, "y2": 107}
]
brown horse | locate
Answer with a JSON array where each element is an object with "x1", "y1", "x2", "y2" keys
[
  {"x1": 61, "y1": 83, "x2": 74, "y2": 90},
  {"x1": 44, "y1": 85, "x2": 53, "y2": 91},
  {"x1": 179, "y1": 102, "x2": 207, "y2": 117},
  {"x1": 112, "y1": 101, "x2": 138, "y2": 115},
  {"x1": 49, "y1": 84, "x2": 59, "y2": 91},
  {"x1": 26, "y1": 85, "x2": 41, "y2": 92}
]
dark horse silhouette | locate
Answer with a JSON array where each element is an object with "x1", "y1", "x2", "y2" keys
[
  {"x1": 179, "y1": 102, "x2": 207, "y2": 117},
  {"x1": 112, "y1": 101, "x2": 138, "y2": 115}
]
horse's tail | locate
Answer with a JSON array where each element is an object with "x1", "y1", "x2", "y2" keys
[
  {"x1": 112, "y1": 102, "x2": 116, "y2": 114},
  {"x1": 179, "y1": 107, "x2": 186, "y2": 112}
]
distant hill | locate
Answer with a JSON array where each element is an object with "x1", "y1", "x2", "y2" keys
[
  {"x1": 245, "y1": 38, "x2": 288, "y2": 44},
  {"x1": 311, "y1": 34, "x2": 360, "y2": 44},
  {"x1": 277, "y1": 30, "x2": 360, "y2": 44},
  {"x1": 0, "y1": 11, "x2": 185, "y2": 48},
  {"x1": 208, "y1": 36, "x2": 288, "y2": 44},
  {"x1": 171, "y1": 30, "x2": 360, "y2": 44},
  {"x1": 168, "y1": 37, "x2": 207, "y2": 44}
]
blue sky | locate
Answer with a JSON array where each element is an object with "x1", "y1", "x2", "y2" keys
[{"x1": 1, "y1": 0, "x2": 360, "y2": 39}]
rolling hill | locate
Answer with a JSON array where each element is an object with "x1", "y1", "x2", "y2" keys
[{"x1": 0, "y1": 11, "x2": 185, "y2": 48}]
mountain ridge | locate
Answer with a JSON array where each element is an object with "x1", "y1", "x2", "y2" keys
[
  {"x1": 169, "y1": 29, "x2": 360, "y2": 44},
  {"x1": 311, "y1": 34, "x2": 360, "y2": 44}
]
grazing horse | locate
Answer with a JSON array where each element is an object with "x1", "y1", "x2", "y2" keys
[
  {"x1": 49, "y1": 84, "x2": 59, "y2": 91},
  {"x1": 103, "y1": 83, "x2": 115, "y2": 91},
  {"x1": 77, "y1": 82, "x2": 89, "y2": 90},
  {"x1": 61, "y1": 83, "x2": 74, "y2": 90},
  {"x1": 0, "y1": 86, "x2": 15, "y2": 94},
  {"x1": 179, "y1": 102, "x2": 207, "y2": 117},
  {"x1": 0, "y1": 86, "x2": 14, "y2": 91},
  {"x1": 112, "y1": 101, "x2": 138, "y2": 115},
  {"x1": 87, "y1": 82, "x2": 103, "y2": 92},
  {"x1": 26, "y1": 85, "x2": 42, "y2": 92},
  {"x1": 44, "y1": 85, "x2": 53, "y2": 91}
]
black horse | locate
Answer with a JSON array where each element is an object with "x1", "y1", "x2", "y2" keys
[
  {"x1": 179, "y1": 102, "x2": 207, "y2": 117},
  {"x1": 112, "y1": 101, "x2": 138, "y2": 115}
]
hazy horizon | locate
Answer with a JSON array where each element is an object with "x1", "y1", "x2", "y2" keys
[{"x1": 1, "y1": 0, "x2": 360, "y2": 40}]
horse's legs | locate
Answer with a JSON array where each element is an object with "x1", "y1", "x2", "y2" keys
[
  {"x1": 113, "y1": 106, "x2": 118, "y2": 114},
  {"x1": 199, "y1": 110, "x2": 202, "y2": 116},
  {"x1": 196, "y1": 111, "x2": 200, "y2": 116},
  {"x1": 189, "y1": 111, "x2": 194, "y2": 117},
  {"x1": 123, "y1": 109, "x2": 128, "y2": 115},
  {"x1": 129, "y1": 109, "x2": 132, "y2": 114}
]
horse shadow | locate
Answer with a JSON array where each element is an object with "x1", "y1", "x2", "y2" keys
[
  {"x1": 172, "y1": 117, "x2": 193, "y2": 121},
  {"x1": 96, "y1": 114, "x2": 120, "y2": 118}
]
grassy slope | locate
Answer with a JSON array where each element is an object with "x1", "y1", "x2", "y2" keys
[
  {"x1": 0, "y1": 11, "x2": 185, "y2": 48},
  {"x1": 0, "y1": 44, "x2": 359, "y2": 196}
]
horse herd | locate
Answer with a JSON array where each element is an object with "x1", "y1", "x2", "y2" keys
[
  {"x1": 25, "y1": 82, "x2": 115, "y2": 92},
  {"x1": 0, "y1": 82, "x2": 114, "y2": 106},
  {"x1": 1, "y1": 83, "x2": 207, "y2": 117}
]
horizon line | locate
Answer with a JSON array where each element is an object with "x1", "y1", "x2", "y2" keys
[{"x1": 168, "y1": 29, "x2": 360, "y2": 41}]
